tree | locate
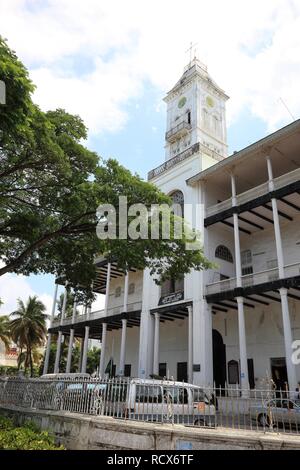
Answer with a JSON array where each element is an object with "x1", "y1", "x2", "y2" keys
[
  {"x1": 0, "y1": 37, "x2": 213, "y2": 303},
  {"x1": 10, "y1": 296, "x2": 48, "y2": 377},
  {"x1": 57, "y1": 291, "x2": 79, "y2": 319},
  {"x1": 0, "y1": 316, "x2": 11, "y2": 351},
  {"x1": 86, "y1": 347, "x2": 101, "y2": 375},
  {"x1": 39, "y1": 341, "x2": 98, "y2": 375}
]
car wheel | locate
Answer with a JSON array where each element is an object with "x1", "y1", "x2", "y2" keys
[
  {"x1": 194, "y1": 418, "x2": 206, "y2": 427},
  {"x1": 258, "y1": 413, "x2": 270, "y2": 427}
]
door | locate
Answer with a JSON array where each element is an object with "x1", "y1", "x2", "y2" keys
[
  {"x1": 213, "y1": 330, "x2": 226, "y2": 390},
  {"x1": 271, "y1": 358, "x2": 288, "y2": 391},
  {"x1": 177, "y1": 362, "x2": 187, "y2": 382},
  {"x1": 247, "y1": 359, "x2": 255, "y2": 389}
]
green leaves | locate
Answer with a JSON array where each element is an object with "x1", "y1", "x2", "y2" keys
[
  {"x1": 0, "y1": 416, "x2": 65, "y2": 450},
  {"x1": 0, "y1": 36, "x2": 213, "y2": 302}
]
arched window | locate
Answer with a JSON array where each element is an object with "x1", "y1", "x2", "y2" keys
[
  {"x1": 169, "y1": 190, "x2": 184, "y2": 217},
  {"x1": 215, "y1": 245, "x2": 233, "y2": 263}
]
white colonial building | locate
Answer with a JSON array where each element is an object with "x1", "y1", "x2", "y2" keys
[{"x1": 45, "y1": 58, "x2": 300, "y2": 392}]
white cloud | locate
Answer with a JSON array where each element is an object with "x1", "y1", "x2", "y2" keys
[
  {"x1": 0, "y1": 273, "x2": 53, "y2": 318},
  {"x1": 0, "y1": 0, "x2": 300, "y2": 133}
]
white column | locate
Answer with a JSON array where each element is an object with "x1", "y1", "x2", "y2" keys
[
  {"x1": 54, "y1": 331, "x2": 63, "y2": 374},
  {"x1": 280, "y1": 288, "x2": 297, "y2": 392},
  {"x1": 81, "y1": 326, "x2": 90, "y2": 373},
  {"x1": 43, "y1": 283, "x2": 58, "y2": 375},
  {"x1": 119, "y1": 319, "x2": 127, "y2": 376},
  {"x1": 60, "y1": 285, "x2": 68, "y2": 325},
  {"x1": 188, "y1": 305, "x2": 193, "y2": 384},
  {"x1": 66, "y1": 329, "x2": 75, "y2": 373},
  {"x1": 231, "y1": 173, "x2": 243, "y2": 286},
  {"x1": 237, "y1": 297, "x2": 249, "y2": 393},
  {"x1": 123, "y1": 272, "x2": 129, "y2": 312},
  {"x1": 99, "y1": 323, "x2": 107, "y2": 377},
  {"x1": 231, "y1": 174, "x2": 249, "y2": 393},
  {"x1": 54, "y1": 285, "x2": 68, "y2": 373},
  {"x1": 153, "y1": 313, "x2": 160, "y2": 376},
  {"x1": 266, "y1": 156, "x2": 285, "y2": 278},
  {"x1": 104, "y1": 263, "x2": 111, "y2": 316}
]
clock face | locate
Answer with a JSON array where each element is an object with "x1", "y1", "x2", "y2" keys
[
  {"x1": 178, "y1": 97, "x2": 187, "y2": 109},
  {"x1": 206, "y1": 96, "x2": 215, "y2": 108}
]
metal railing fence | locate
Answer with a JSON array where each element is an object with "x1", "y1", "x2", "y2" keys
[{"x1": 0, "y1": 377, "x2": 299, "y2": 435}]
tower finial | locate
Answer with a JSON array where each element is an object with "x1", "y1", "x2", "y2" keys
[{"x1": 186, "y1": 41, "x2": 198, "y2": 65}]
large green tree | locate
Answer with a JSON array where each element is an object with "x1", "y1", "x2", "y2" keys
[
  {"x1": 0, "y1": 37, "x2": 212, "y2": 302},
  {"x1": 10, "y1": 296, "x2": 48, "y2": 377}
]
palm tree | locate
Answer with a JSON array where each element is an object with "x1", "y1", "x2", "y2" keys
[
  {"x1": 10, "y1": 296, "x2": 48, "y2": 377},
  {"x1": 0, "y1": 315, "x2": 11, "y2": 351}
]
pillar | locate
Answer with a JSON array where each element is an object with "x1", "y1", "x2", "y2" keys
[
  {"x1": 104, "y1": 263, "x2": 111, "y2": 316},
  {"x1": 188, "y1": 305, "x2": 193, "y2": 384},
  {"x1": 81, "y1": 326, "x2": 90, "y2": 373},
  {"x1": 280, "y1": 288, "x2": 297, "y2": 392},
  {"x1": 231, "y1": 173, "x2": 249, "y2": 393},
  {"x1": 119, "y1": 319, "x2": 127, "y2": 376},
  {"x1": 237, "y1": 297, "x2": 249, "y2": 392},
  {"x1": 153, "y1": 313, "x2": 160, "y2": 376},
  {"x1": 123, "y1": 272, "x2": 129, "y2": 312},
  {"x1": 54, "y1": 284, "x2": 68, "y2": 373},
  {"x1": 43, "y1": 283, "x2": 58, "y2": 375},
  {"x1": 54, "y1": 331, "x2": 63, "y2": 374},
  {"x1": 99, "y1": 323, "x2": 107, "y2": 377},
  {"x1": 66, "y1": 329, "x2": 75, "y2": 373}
]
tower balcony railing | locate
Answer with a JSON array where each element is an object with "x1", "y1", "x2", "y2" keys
[
  {"x1": 206, "y1": 166, "x2": 300, "y2": 218},
  {"x1": 51, "y1": 301, "x2": 143, "y2": 327},
  {"x1": 205, "y1": 262, "x2": 300, "y2": 296},
  {"x1": 165, "y1": 120, "x2": 192, "y2": 143}
]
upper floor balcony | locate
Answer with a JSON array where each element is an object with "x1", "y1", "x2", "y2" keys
[
  {"x1": 206, "y1": 167, "x2": 300, "y2": 219},
  {"x1": 205, "y1": 262, "x2": 300, "y2": 297},
  {"x1": 165, "y1": 120, "x2": 192, "y2": 143},
  {"x1": 51, "y1": 300, "x2": 142, "y2": 328}
]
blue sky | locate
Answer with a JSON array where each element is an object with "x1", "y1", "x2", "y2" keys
[{"x1": 0, "y1": 0, "x2": 299, "y2": 315}]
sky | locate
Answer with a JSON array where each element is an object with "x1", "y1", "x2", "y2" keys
[{"x1": 0, "y1": 0, "x2": 300, "y2": 316}]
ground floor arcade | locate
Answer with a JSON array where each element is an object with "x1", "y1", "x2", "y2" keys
[{"x1": 44, "y1": 288, "x2": 300, "y2": 392}]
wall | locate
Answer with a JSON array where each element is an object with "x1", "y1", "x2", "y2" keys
[{"x1": 1, "y1": 405, "x2": 300, "y2": 450}]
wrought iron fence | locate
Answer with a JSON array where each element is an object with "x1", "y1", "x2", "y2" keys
[{"x1": 0, "y1": 377, "x2": 299, "y2": 435}]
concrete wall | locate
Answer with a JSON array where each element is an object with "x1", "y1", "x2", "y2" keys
[{"x1": 1, "y1": 405, "x2": 300, "y2": 450}]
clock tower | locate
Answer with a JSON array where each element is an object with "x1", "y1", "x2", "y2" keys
[{"x1": 164, "y1": 57, "x2": 229, "y2": 166}]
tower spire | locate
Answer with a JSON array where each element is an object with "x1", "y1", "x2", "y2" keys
[{"x1": 185, "y1": 42, "x2": 198, "y2": 65}]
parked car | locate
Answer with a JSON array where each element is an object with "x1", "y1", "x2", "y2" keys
[
  {"x1": 54, "y1": 378, "x2": 216, "y2": 426},
  {"x1": 126, "y1": 379, "x2": 216, "y2": 426},
  {"x1": 250, "y1": 398, "x2": 300, "y2": 428}
]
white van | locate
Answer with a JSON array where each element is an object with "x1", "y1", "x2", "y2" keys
[{"x1": 94, "y1": 378, "x2": 216, "y2": 427}]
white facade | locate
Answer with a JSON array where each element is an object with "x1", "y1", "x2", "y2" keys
[{"x1": 47, "y1": 58, "x2": 300, "y2": 392}]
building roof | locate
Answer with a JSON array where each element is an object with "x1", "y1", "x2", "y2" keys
[{"x1": 187, "y1": 119, "x2": 300, "y2": 187}]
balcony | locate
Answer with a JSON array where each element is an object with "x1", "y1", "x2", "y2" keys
[
  {"x1": 148, "y1": 143, "x2": 200, "y2": 180},
  {"x1": 165, "y1": 121, "x2": 192, "y2": 143},
  {"x1": 51, "y1": 301, "x2": 143, "y2": 328},
  {"x1": 206, "y1": 167, "x2": 300, "y2": 218},
  {"x1": 205, "y1": 262, "x2": 300, "y2": 296}
]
